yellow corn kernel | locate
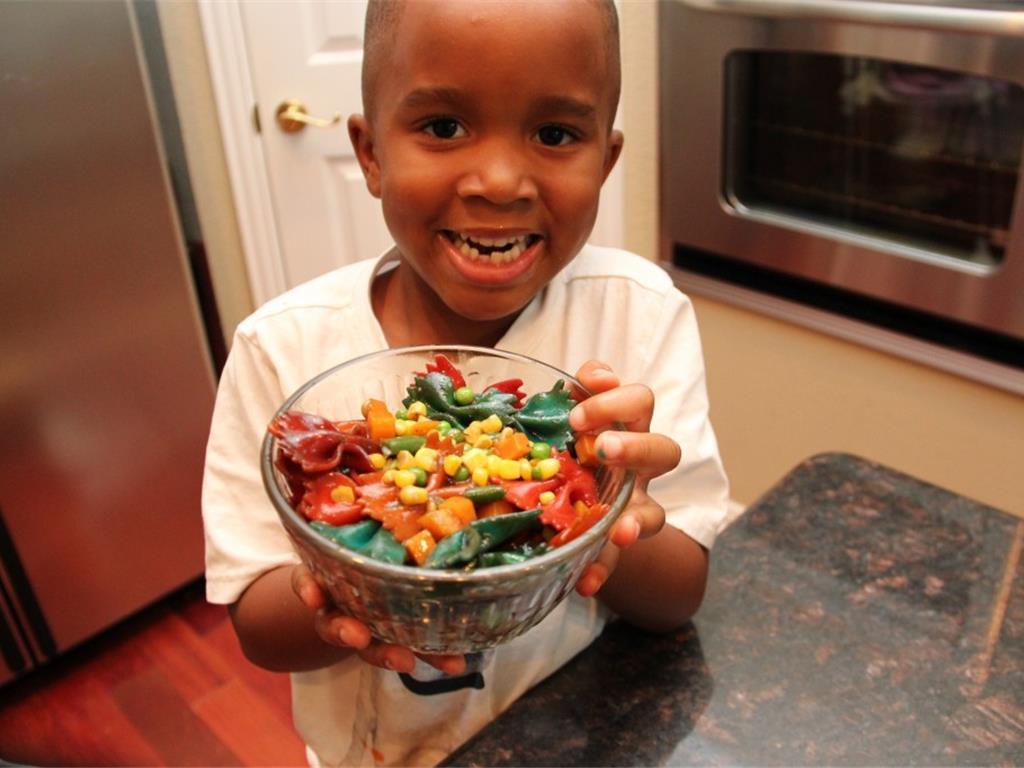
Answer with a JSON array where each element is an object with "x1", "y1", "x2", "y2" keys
[
  {"x1": 536, "y1": 458, "x2": 561, "y2": 480},
  {"x1": 472, "y1": 466, "x2": 490, "y2": 486},
  {"x1": 399, "y1": 485, "x2": 429, "y2": 506},
  {"x1": 394, "y1": 419, "x2": 412, "y2": 436},
  {"x1": 407, "y1": 400, "x2": 428, "y2": 418},
  {"x1": 368, "y1": 453, "x2": 386, "y2": 470},
  {"x1": 497, "y1": 458, "x2": 522, "y2": 480},
  {"x1": 486, "y1": 454, "x2": 502, "y2": 476},
  {"x1": 395, "y1": 450, "x2": 415, "y2": 469},
  {"x1": 463, "y1": 449, "x2": 487, "y2": 473},
  {"x1": 519, "y1": 458, "x2": 533, "y2": 481},
  {"x1": 480, "y1": 414, "x2": 503, "y2": 434},
  {"x1": 500, "y1": 426, "x2": 515, "y2": 441},
  {"x1": 464, "y1": 421, "x2": 483, "y2": 442},
  {"x1": 382, "y1": 469, "x2": 396, "y2": 485},
  {"x1": 330, "y1": 485, "x2": 355, "y2": 503},
  {"x1": 443, "y1": 454, "x2": 463, "y2": 476},
  {"x1": 414, "y1": 447, "x2": 439, "y2": 472},
  {"x1": 539, "y1": 491, "x2": 556, "y2": 505},
  {"x1": 473, "y1": 435, "x2": 493, "y2": 450},
  {"x1": 394, "y1": 469, "x2": 417, "y2": 488}
]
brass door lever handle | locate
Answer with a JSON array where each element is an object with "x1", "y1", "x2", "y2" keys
[{"x1": 275, "y1": 99, "x2": 341, "y2": 133}]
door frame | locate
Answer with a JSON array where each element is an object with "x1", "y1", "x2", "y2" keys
[
  {"x1": 197, "y1": 0, "x2": 624, "y2": 307},
  {"x1": 199, "y1": 0, "x2": 287, "y2": 305}
]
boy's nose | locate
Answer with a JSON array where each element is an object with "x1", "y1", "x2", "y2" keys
[{"x1": 455, "y1": 147, "x2": 538, "y2": 205}]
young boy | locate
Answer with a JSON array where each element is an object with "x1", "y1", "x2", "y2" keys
[{"x1": 202, "y1": 0, "x2": 730, "y2": 765}]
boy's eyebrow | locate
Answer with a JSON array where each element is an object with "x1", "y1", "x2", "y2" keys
[
  {"x1": 399, "y1": 87, "x2": 465, "y2": 110},
  {"x1": 533, "y1": 95, "x2": 598, "y2": 122},
  {"x1": 398, "y1": 88, "x2": 598, "y2": 122}
]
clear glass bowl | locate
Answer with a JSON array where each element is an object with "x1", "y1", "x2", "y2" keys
[{"x1": 260, "y1": 345, "x2": 635, "y2": 653}]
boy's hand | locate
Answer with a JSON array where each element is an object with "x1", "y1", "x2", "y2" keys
[
  {"x1": 568, "y1": 360, "x2": 682, "y2": 597},
  {"x1": 290, "y1": 565, "x2": 466, "y2": 676}
]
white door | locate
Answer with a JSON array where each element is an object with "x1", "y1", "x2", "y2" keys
[
  {"x1": 240, "y1": 0, "x2": 391, "y2": 290},
  {"x1": 202, "y1": 0, "x2": 623, "y2": 304}
]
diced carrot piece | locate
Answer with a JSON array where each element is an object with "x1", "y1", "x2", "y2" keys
[
  {"x1": 403, "y1": 529, "x2": 437, "y2": 566},
  {"x1": 381, "y1": 507, "x2": 423, "y2": 542},
  {"x1": 409, "y1": 419, "x2": 439, "y2": 436},
  {"x1": 495, "y1": 431, "x2": 531, "y2": 460},
  {"x1": 365, "y1": 399, "x2": 396, "y2": 440},
  {"x1": 477, "y1": 499, "x2": 516, "y2": 518},
  {"x1": 440, "y1": 496, "x2": 476, "y2": 525},
  {"x1": 574, "y1": 433, "x2": 600, "y2": 467},
  {"x1": 417, "y1": 507, "x2": 465, "y2": 540}
]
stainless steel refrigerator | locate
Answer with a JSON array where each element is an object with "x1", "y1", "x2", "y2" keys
[{"x1": 0, "y1": 0, "x2": 217, "y2": 684}]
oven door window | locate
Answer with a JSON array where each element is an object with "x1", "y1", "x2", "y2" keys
[{"x1": 724, "y1": 52, "x2": 1023, "y2": 269}]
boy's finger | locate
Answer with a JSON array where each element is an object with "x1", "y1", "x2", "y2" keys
[
  {"x1": 573, "y1": 359, "x2": 620, "y2": 397},
  {"x1": 331, "y1": 615, "x2": 372, "y2": 650},
  {"x1": 291, "y1": 565, "x2": 327, "y2": 610},
  {"x1": 359, "y1": 643, "x2": 416, "y2": 674},
  {"x1": 608, "y1": 513, "x2": 641, "y2": 549},
  {"x1": 611, "y1": 491, "x2": 665, "y2": 545},
  {"x1": 595, "y1": 431, "x2": 681, "y2": 479},
  {"x1": 575, "y1": 545, "x2": 619, "y2": 597},
  {"x1": 417, "y1": 653, "x2": 467, "y2": 676},
  {"x1": 569, "y1": 383, "x2": 654, "y2": 433}
]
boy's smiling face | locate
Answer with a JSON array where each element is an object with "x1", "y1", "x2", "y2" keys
[{"x1": 350, "y1": 0, "x2": 623, "y2": 340}]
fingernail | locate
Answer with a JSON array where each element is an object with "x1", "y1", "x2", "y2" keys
[
  {"x1": 577, "y1": 572, "x2": 602, "y2": 597},
  {"x1": 569, "y1": 406, "x2": 585, "y2": 430},
  {"x1": 300, "y1": 582, "x2": 318, "y2": 607},
  {"x1": 622, "y1": 517, "x2": 640, "y2": 544},
  {"x1": 338, "y1": 624, "x2": 360, "y2": 648},
  {"x1": 597, "y1": 434, "x2": 621, "y2": 461}
]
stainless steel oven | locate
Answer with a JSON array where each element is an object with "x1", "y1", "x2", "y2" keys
[{"x1": 660, "y1": 0, "x2": 1024, "y2": 370}]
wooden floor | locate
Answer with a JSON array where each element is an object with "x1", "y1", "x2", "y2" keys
[{"x1": 0, "y1": 580, "x2": 307, "y2": 767}]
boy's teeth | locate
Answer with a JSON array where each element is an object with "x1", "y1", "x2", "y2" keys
[{"x1": 451, "y1": 232, "x2": 532, "y2": 264}]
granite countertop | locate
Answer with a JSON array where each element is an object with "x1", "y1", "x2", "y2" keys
[{"x1": 445, "y1": 452, "x2": 1023, "y2": 766}]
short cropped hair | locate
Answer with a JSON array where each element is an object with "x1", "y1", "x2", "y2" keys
[{"x1": 361, "y1": 0, "x2": 621, "y2": 127}]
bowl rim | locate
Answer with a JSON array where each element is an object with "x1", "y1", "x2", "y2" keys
[{"x1": 259, "y1": 344, "x2": 636, "y2": 586}]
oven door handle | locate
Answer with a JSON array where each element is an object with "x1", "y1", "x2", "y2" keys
[{"x1": 679, "y1": 0, "x2": 1024, "y2": 36}]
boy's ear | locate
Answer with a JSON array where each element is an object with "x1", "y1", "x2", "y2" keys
[
  {"x1": 348, "y1": 114, "x2": 382, "y2": 198},
  {"x1": 602, "y1": 129, "x2": 625, "y2": 183}
]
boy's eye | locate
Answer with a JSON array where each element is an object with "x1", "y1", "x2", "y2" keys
[
  {"x1": 535, "y1": 125, "x2": 576, "y2": 147},
  {"x1": 423, "y1": 118, "x2": 466, "y2": 140}
]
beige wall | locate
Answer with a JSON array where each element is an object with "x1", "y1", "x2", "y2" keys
[
  {"x1": 621, "y1": 3, "x2": 1024, "y2": 516},
  {"x1": 694, "y1": 299, "x2": 1024, "y2": 515},
  {"x1": 156, "y1": 0, "x2": 254, "y2": 349}
]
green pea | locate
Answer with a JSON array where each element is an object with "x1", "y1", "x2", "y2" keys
[
  {"x1": 529, "y1": 441, "x2": 552, "y2": 460},
  {"x1": 453, "y1": 465, "x2": 470, "y2": 482},
  {"x1": 410, "y1": 467, "x2": 428, "y2": 487},
  {"x1": 448, "y1": 429, "x2": 464, "y2": 444},
  {"x1": 394, "y1": 408, "x2": 408, "y2": 420},
  {"x1": 436, "y1": 421, "x2": 452, "y2": 435},
  {"x1": 454, "y1": 386, "x2": 475, "y2": 405}
]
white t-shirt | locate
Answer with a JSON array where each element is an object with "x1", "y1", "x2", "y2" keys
[{"x1": 202, "y1": 244, "x2": 730, "y2": 766}]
